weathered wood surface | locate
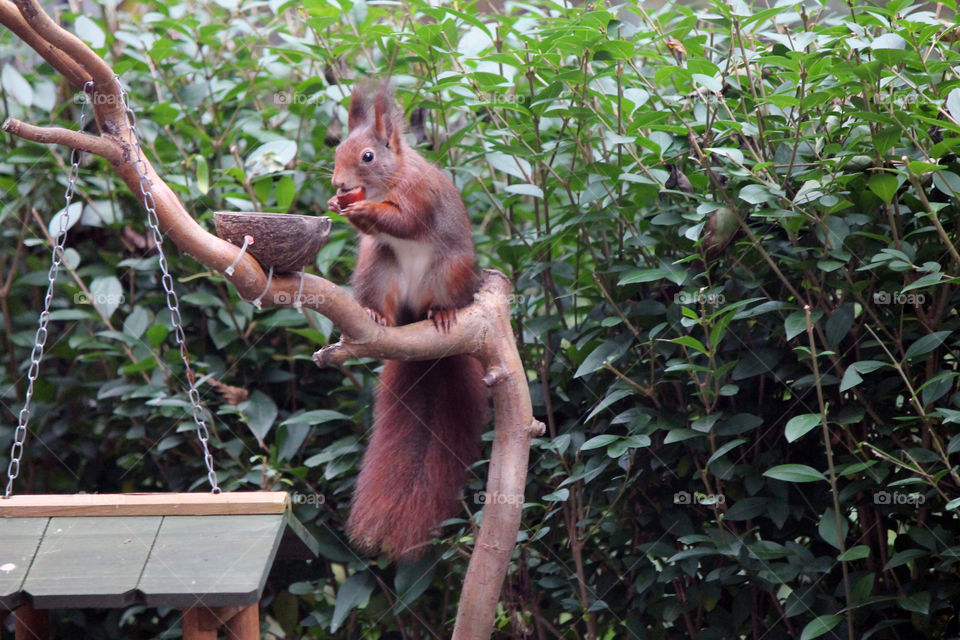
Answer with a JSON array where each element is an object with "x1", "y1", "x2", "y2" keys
[
  {"x1": 24, "y1": 516, "x2": 161, "y2": 608},
  {"x1": 139, "y1": 515, "x2": 285, "y2": 607},
  {"x1": 0, "y1": 497, "x2": 318, "y2": 609},
  {"x1": 0, "y1": 518, "x2": 48, "y2": 608},
  {"x1": 0, "y1": 492, "x2": 290, "y2": 517}
]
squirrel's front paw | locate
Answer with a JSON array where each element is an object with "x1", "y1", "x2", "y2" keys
[
  {"x1": 341, "y1": 201, "x2": 378, "y2": 234},
  {"x1": 326, "y1": 194, "x2": 341, "y2": 213},
  {"x1": 427, "y1": 307, "x2": 457, "y2": 333}
]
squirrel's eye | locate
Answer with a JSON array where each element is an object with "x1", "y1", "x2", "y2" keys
[{"x1": 362, "y1": 151, "x2": 374, "y2": 163}]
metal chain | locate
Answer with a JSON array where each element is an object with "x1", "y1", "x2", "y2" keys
[
  {"x1": 4, "y1": 82, "x2": 94, "y2": 499},
  {"x1": 115, "y1": 76, "x2": 220, "y2": 493}
]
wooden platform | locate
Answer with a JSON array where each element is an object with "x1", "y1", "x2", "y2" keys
[{"x1": 0, "y1": 492, "x2": 318, "y2": 610}]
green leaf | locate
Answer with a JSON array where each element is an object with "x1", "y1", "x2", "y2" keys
[
  {"x1": 949, "y1": 88, "x2": 960, "y2": 125},
  {"x1": 330, "y1": 572, "x2": 375, "y2": 632},
  {"x1": 49, "y1": 202, "x2": 83, "y2": 237},
  {"x1": 908, "y1": 160, "x2": 943, "y2": 175},
  {"x1": 89, "y1": 276, "x2": 125, "y2": 319},
  {"x1": 123, "y1": 306, "x2": 150, "y2": 339},
  {"x1": 818, "y1": 508, "x2": 849, "y2": 551},
  {"x1": 784, "y1": 310, "x2": 821, "y2": 340},
  {"x1": 620, "y1": 266, "x2": 686, "y2": 286},
  {"x1": 505, "y1": 183, "x2": 544, "y2": 198},
  {"x1": 740, "y1": 184, "x2": 771, "y2": 204},
  {"x1": 764, "y1": 464, "x2": 827, "y2": 483},
  {"x1": 838, "y1": 545, "x2": 870, "y2": 561},
  {"x1": 785, "y1": 414, "x2": 821, "y2": 443},
  {"x1": 904, "y1": 330, "x2": 952, "y2": 360},
  {"x1": 839, "y1": 366, "x2": 863, "y2": 392},
  {"x1": 693, "y1": 73, "x2": 722, "y2": 92},
  {"x1": 851, "y1": 360, "x2": 889, "y2": 374},
  {"x1": 487, "y1": 151, "x2": 532, "y2": 180},
  {"x1": 580, "y1": 434, "x2": 620, "y2": 451},
  {"x1": 883, "y1": 549, "x2": 926, "y2": 570},
  {"x1": 281, "y1": 409, "x2": 350, "y2": 425},
  {"x1": 75, "y1": 15, "x2": 106, "y2": 48},
  {"x1": 664, "y1": 428, "x2": 704, "y2": 444},
  {"x1": 275, "y1": 175, "x2": 296, "y2": 210},
  {"x1": 670, "y1": 335, "x2": 709, "y2": 355},
  {"x1": 195, "y1": 155, "x2": 210, "y2": 194},
  {"x1": 868, "y1": 173, "x2": 898, "y2": 204},
  {"x1": 246, "y1": 139, "x2": 297, "y2": 174},
  {"x1": 706, "y1": 438, "x2": 746, "y2": 467},
  {"x1": 1, "y1": 65, "x2": 33, "y2": 106},
  {"x1": 825, "y1": 304, "x2": 854, "y2": 347},
  {"x1": 543, "y1": 488, "x2": 569, "y2": 502},
  {"x1": 899, "y1": 592, "x2": 930, "y2": 615},
  {"x1": 800, "y1": 614, "x2": 843, "y2": 640},
  {"x1": 574, "y1": 335, "x2": 633, "y2": 378},
  {"x1": 870, "y1": 33, "x2": 906, "y2": 50},
  {"x1": 241, "y1": 390, "x2": 278, "y2": 440},
  {"x1": 393, "y1": 554, "x2": 436, "y2": 613},
  {"x1": 900, "y1": 271, "x2": 944, "y2": 293}
]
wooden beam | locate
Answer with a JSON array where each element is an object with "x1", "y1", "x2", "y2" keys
[
  {"x1": 181, "y1": 605, "x2": 259, "y2": 640},
  {"x1": 182, "y1": 608, "x2": 217, "y2": 640},
  {"x1": 0, "y1": 492, "x2": 290, "y2": 517},
  {"x1": 13, "y1": 603, "x2": 49, "y2": 640},
  {"x1": 224, "y1": 603, "x2": 260, "y2": 640}
]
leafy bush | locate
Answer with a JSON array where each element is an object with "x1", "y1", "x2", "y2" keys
[{"x1": 3, "y1": 0, "x2": 960, "y2": 638}]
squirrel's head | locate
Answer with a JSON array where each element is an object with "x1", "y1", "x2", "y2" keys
[{"x1": 332, "y1": 80, "x2": 404, "y2": 202}]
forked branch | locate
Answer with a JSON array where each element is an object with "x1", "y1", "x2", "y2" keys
[{"x1": 0, "y1": 2, "x2": 537, "y2": 639}]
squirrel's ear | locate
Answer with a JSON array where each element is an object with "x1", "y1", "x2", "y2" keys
[
  {"x1": 373, "y1": 85, "x2": 402, "y2": 150},
  {"x1": 347, "y1": 85, "x2": 371, "y2": 131}
]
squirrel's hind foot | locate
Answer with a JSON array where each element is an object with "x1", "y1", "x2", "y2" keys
[
  {"x1": 427, "y1": 307, "x2": 457, "y2": 333},
  {"x1": 363, "y1": 307, "x2": 392, "y2": 327}
]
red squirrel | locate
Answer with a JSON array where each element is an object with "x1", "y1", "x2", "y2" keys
[{"x1": 327, "y1": 81, "x2": 488, "y2": 561}]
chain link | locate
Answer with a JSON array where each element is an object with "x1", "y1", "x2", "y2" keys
[
  {"x1": 4, "y1": 82, "x2": 94, "y2": 498},
  {"x1": 116, "y1": 76, "x2": 220, "y2": 493}
]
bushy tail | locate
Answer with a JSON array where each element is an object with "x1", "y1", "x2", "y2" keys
[{"x1": 347, "y1": 355, "x2": 488, "y2": 560}]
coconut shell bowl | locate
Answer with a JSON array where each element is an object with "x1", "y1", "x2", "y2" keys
[{"x1": 213, "y1": 212, "x2": 332, "y2": 274}]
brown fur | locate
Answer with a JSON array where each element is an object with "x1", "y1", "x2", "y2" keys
[
  {"x1": 331, "y1": 80, "x2": 488, "y2": 560},
  {"x1": 347, "y1": 356, "x2": 487, "y2": 558}
]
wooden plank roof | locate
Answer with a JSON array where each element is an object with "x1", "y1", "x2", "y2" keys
[{"x1": 0, "y1": 493, "x2": 318, "y2": 610}]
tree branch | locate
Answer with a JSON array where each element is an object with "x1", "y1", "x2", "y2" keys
[
  {"x1": 11, "y1": 0, "x2": 113, "y2": 86},
  {"x1": 0, "y1": 4, "x2": 537, "y2": 639},
  {"x1": 0, "y1": 0, "x2": 88, "y2": 88},
  {"x1": 2, "y1": 118, "x2": 121, "y2": 162}
]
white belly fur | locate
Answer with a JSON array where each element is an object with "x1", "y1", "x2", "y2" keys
[{"x1": 379, "y1": 235, "x2": 434, "y2": 307}]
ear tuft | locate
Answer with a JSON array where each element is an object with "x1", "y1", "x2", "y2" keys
[
  {"x1": 347, "y1": 79, "x2": 376, "y2": 131},
  {"x1": 372, "y1": 80, "x2": 403, "y2": 148}
]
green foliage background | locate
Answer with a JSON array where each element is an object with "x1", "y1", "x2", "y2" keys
[{"x1": 2, "y1": 0, "x2": 960, "y2": 637}]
